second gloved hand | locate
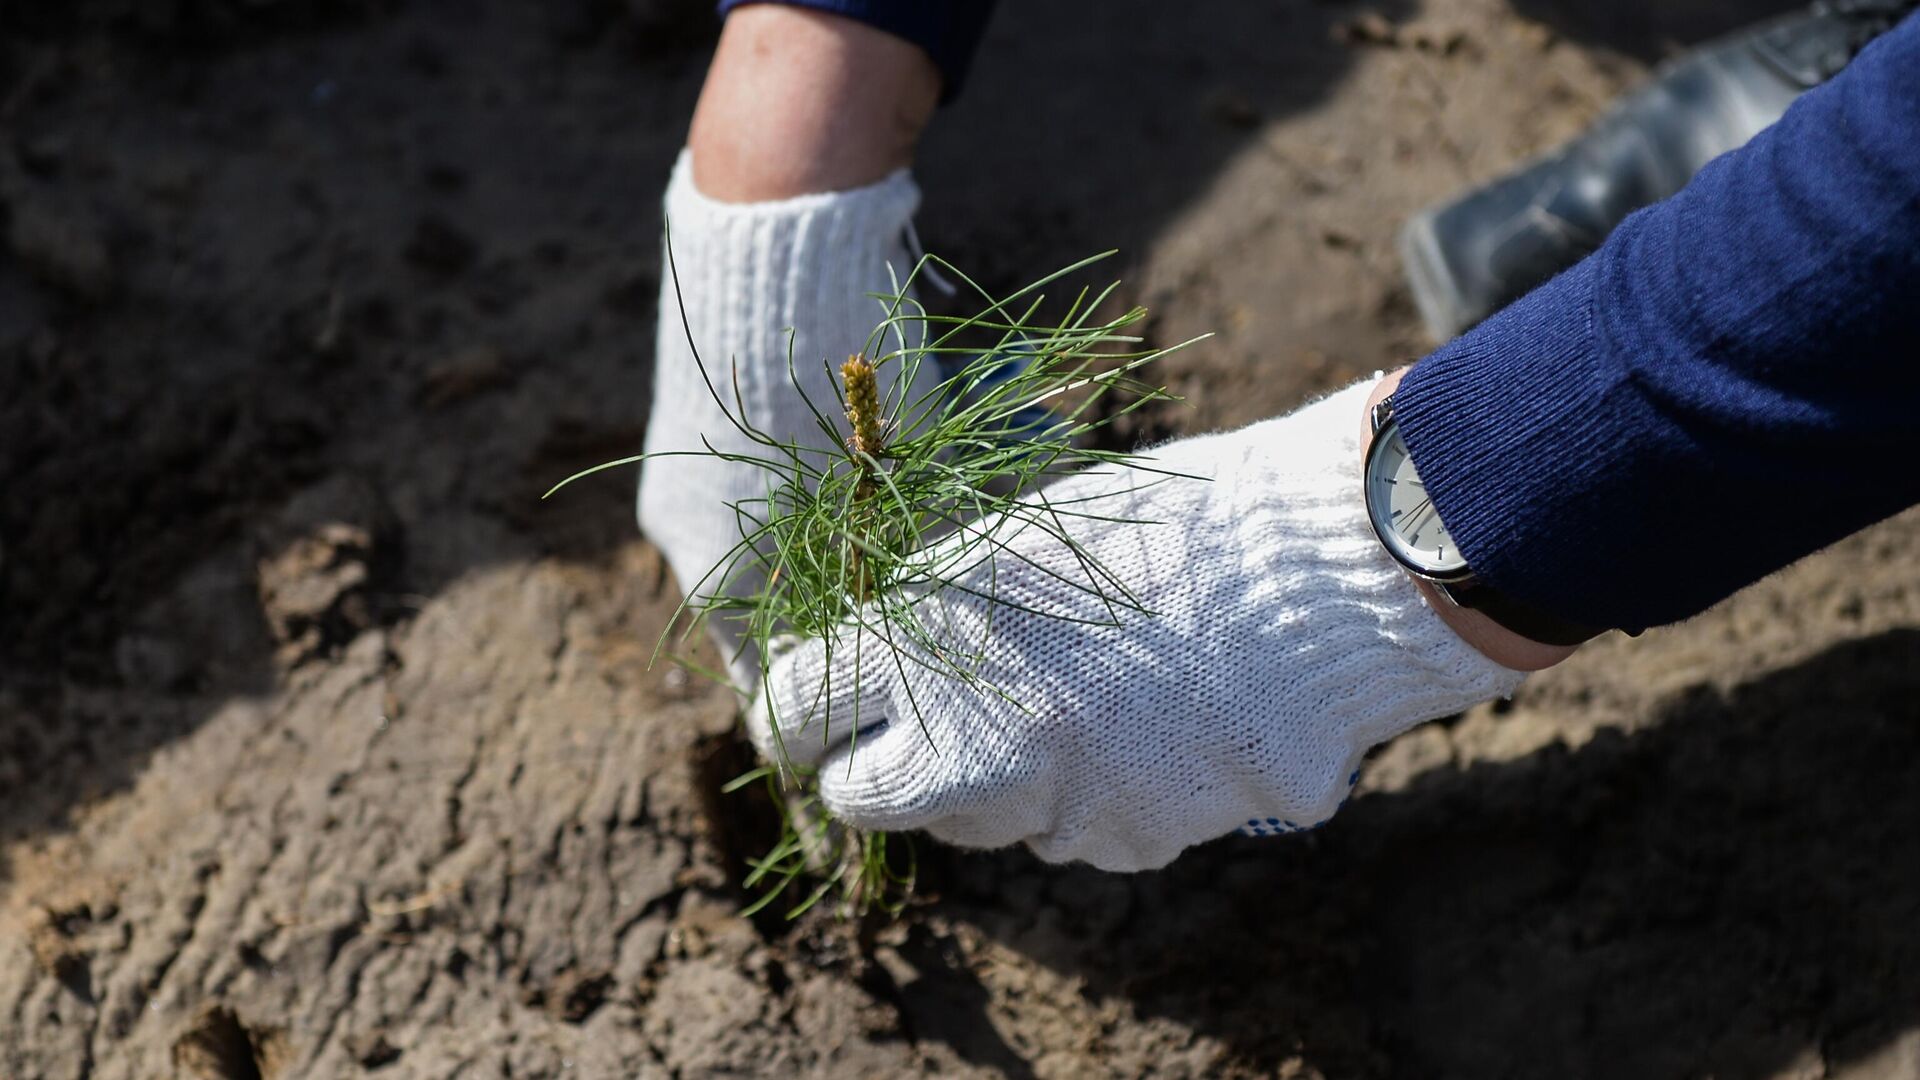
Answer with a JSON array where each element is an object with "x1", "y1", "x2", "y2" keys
[
  {"x1": 638, "y1": 151, "x2": 938, "y2": 688},
  {"x1": 750, "y1": 380, "x2": 1526, "y2": 872}
]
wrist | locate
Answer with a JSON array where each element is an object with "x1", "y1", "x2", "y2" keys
[{"x1": 1362, "y1": 367, "x2": 1578, "y2": 672}]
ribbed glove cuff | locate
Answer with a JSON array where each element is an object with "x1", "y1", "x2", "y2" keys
[{"x1": 655, "y1": 150, "x2": 922, "y2": 421}]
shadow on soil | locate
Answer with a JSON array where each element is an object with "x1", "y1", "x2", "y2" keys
[{"x1": 916, "y1": 628, "x2": 1920, "y2": 1079}]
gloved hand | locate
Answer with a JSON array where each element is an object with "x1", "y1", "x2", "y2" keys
[
  {"x1": 750, "y1": 380, "x2": 1526, "y2": 872},
  {"x1": 638, "y1": 151, "x2": 940, "y2": 684}
]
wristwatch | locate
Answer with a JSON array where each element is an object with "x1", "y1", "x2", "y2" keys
[{"x1": 1363, "y1": 393, "x2": 1605, "y2": 647}]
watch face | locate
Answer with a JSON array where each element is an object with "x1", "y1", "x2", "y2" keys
[{"x1": 1365, "y1": 423, "x2": 1471, "y2": 578}]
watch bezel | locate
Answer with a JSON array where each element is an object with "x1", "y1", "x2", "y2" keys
[{"x1": 1363, "y1": 397, "x2": 1476, "y2": 585}]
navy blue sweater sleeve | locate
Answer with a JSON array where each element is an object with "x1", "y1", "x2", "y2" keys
[
  {"x1": 716, "y1": 0, "x2": 997, "y2": 101},
  {"x1": 1394, "y1": 15, "x2": 1920, "y2": 633}
]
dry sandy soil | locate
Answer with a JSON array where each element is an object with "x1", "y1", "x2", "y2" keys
[{"x1": 5, "y1": 1, "x2": 1919, "y2": 1077}]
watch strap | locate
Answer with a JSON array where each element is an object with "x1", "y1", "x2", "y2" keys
[{"x1": 1439, "y1": 580, "x2": 1606, "y2": 647}]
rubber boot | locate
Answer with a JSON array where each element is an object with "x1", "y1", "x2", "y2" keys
[{"x1": 1401, "y1": 0, "x2": 1917, "y2": 341}]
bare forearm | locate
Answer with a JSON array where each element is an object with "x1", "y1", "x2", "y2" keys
[{"x1": 687, "y1": 5, "x2": 939, "y2": 202}]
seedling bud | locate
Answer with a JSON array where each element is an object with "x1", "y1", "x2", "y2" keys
[{"x1": 842, "y1": 354, "x2": 884, "y2": 460}]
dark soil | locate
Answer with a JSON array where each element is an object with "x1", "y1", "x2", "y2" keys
[{"x1": 8, "y1": 1, "x2": 1918, "y2": 1077}]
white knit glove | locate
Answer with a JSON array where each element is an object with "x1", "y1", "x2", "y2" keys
[
  {"x1": 638, "y1": 151, "x2": 938, "y2": 683},
  {"x1": 750, "y1": 380, "x2": 1526, "y2": 872}
]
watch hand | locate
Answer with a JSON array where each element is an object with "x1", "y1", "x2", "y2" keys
[
  {"x1": 1402, "y1": 498, "x2": 1436, "y2": 537},
  {"x1": 1406, "y1": 498, "x2": 1454, "y2": 552}
]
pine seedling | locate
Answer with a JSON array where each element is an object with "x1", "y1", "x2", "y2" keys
[{"x1": 548, "y1": 235, "x2": 1207, "y2": 919}]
